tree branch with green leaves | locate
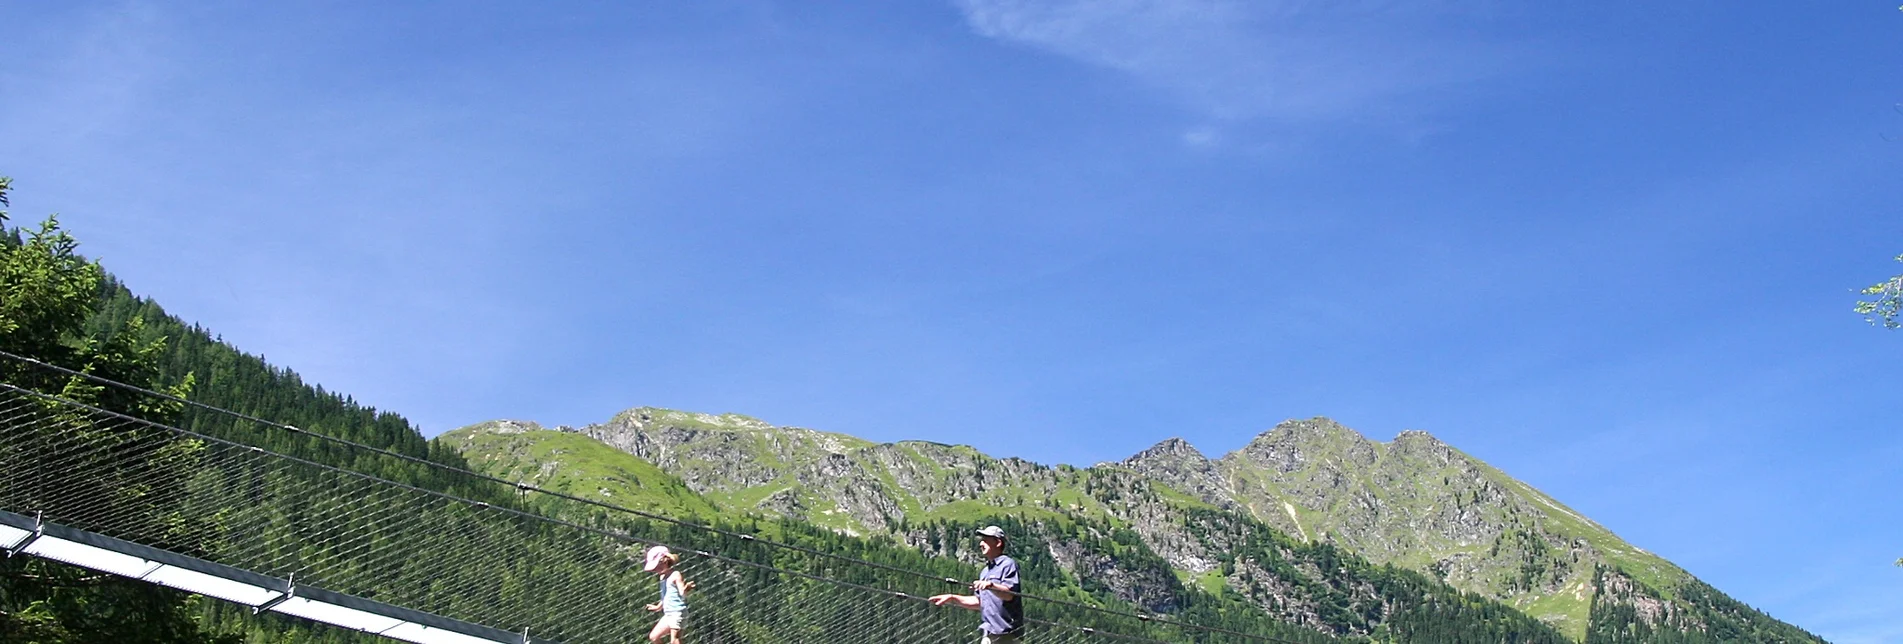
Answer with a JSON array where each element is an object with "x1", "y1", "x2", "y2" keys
[
  {"x1": 1855, "y1": 255, "x2": 1903, "y2": 329},
  {"x1": 1867, "y1": 253, "x2": 1903, "y2": 571}
]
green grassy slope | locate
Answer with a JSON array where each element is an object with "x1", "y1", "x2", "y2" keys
[{"x1": 436, "y1": 421, "x2": 719, "y2": 519}]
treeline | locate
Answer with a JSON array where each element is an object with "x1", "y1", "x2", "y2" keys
[{"x1": 88, "y1": 278, "x2": 495, "y2": 500}]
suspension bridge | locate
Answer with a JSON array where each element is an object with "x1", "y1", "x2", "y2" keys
[{"x1": 0, "y1": 353, "x2": 1309, "y2": 644}]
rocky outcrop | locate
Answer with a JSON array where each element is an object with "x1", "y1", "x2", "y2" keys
[
  {"x1": 795, "y1": 453, "x2": 904, "y2": 531},
  {"x1": 1119, "y1": 437, "x2": 1236, "y2": 510},
  {"x1": 1230, "y1": 559, "x2": 1330, "y2": 632},
  {"x1": 575, "y1": 407, "x2": 866, "y2": 495},
  {"x1": 1595, "y1": 567, "x2": 1704, "y2": 632},
  {"x1": 1046, "y1": 533, "x2": 1183, "y2": 613},
  {"x1": 459, "y1": 419, "x2": 543, "y2": 435}
]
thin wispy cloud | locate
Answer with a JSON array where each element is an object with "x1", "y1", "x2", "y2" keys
[
  {"x1": 954, "y1": 0, "x2": 1517, "y2": 123},
  {"x1": 6, "y1": 2, "x2": 176, "y2": 155}
]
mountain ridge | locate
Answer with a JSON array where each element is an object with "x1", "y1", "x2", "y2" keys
[{"x1": 438, "y1": 405, "x2": 1822, "y2": 642}]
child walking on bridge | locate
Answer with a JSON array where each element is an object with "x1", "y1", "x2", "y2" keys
[{"x1": 643, "y1": 546, "x2": 695, "y2": 644}]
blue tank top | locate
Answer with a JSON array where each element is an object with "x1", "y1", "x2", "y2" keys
[{"x1": 659, "y1": 574, "x2": 687, "y2": 614}]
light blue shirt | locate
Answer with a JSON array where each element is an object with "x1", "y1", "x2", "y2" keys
[{"x1": 659, "y1": 574, "x2": 687, "y2": 614}]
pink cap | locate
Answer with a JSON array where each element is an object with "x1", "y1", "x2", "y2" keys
[{"x1": 643, "y1": 545, "x2": 672, "y2": 572}]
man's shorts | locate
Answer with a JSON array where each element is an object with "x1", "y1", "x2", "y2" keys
[
  {"x1": 981, "y1": 633, "x2": 1020, "y2": 644},
  {"x1": 657, "y1": 612, "x2": 684, "y2": 631}
]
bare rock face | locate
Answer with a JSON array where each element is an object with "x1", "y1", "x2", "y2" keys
[
  {"x1": 757, "y1": 487, "x2": 807, "y2": 520},
  {"x1": 1594, "y1": 568, "x2": 1705, "y2": 633},
  {"x1": 1232, "y1": 418, "x2": 1378, "y2": 474},
  {"x1": 871, "y1": 442, "x2": 1004, "y2": 512},
  {"x1": 795, "y1": 453, "x2": 904, "y2": 532},
  {"x1": 1120, "y1": 437, "x2": 1236, "y2": 510},
  {"x1": 1121, "y1": 494, "x2": 1222, "y2": 574},
  {"x1": 1230, "y1": 559, "x2": 1330, "y2": 632},
  {"x1": 459, "y1": 419, "x2": 544, "y2": 435},
  {"x1": 574, "y1": 407, "x2": 857, "y2": 495},
  {"x1": 1045, "y1": 534, "x2": 1183, "y2": 613}
]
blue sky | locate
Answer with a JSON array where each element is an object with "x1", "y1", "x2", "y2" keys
[{"x1": 2, "y1": 1, "x2": 1899, "y2": 640}]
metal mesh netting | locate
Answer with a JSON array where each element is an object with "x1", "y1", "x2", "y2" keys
[{"x1": 0, "y1": 382, "x2": 1293, "y2": 644}]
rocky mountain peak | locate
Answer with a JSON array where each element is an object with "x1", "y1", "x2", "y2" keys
[
  {"x1": 609, "y1": 406, "x2": 774, "y2": 432},
  {"x1": 1119, "y1": 437, "x2": 1236, "y2": 509},
  {"x1": 1262, "y1": 417, "x2": 1365, "y2": 443},
  {"x1": 1387, "y1": 430, "x2": 1487, "y2": 473},
  {"x1": 464, "y1": 419, "x2": 544, "y2": 435},
  {"x1": 1391, "y1": 429, "x2": 1457, "y2": 448},
  {"x1": 1230, "y1": 417, "x2": 1376, "y2": 472},
  {"x1": 1124, "y1": 437, "x2": 1208, "y2": 466}
]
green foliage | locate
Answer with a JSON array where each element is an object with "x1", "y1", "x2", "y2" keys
[
  {"x1": 0, "y1": 176, "x2": 237, "y2": 644},
  {"x1": 1855, "y1": 254, "x2": 1903, "y2": 329},
  {"x1": 0, "y1": 207, "x2": 102, "y2": 391},
  {"x1": 0, "y1": 562, "x2": 244, "y2": 644}
]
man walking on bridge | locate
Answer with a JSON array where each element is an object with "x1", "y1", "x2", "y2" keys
[{"x1": 930, "y1": 525, "x2": 1024, "y2": 642}]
